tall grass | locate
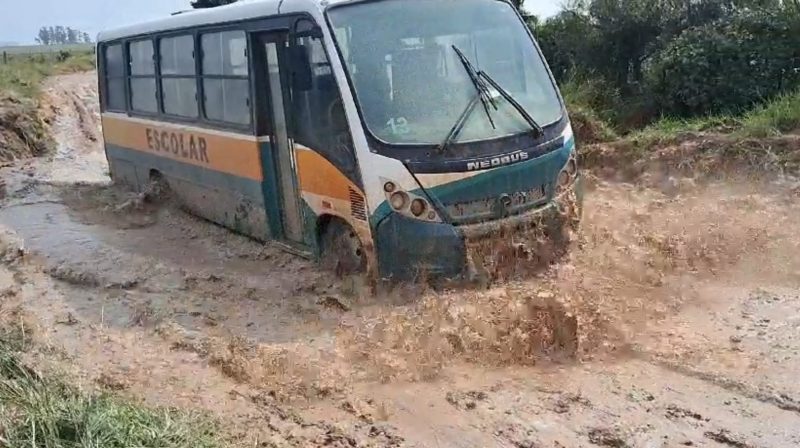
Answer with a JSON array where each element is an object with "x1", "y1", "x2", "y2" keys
[
  {"x1": 0, "y1": 347, "x2": 223, "y2": 448},
  {"x1": 0, "y1": 310, "x2": 222, "y2": 448},
  {"x1": 560, "y1": 76, "x2": 619, "y2": 143},
  {"x1": 621, "y1": 90, "x2": 800, "y2": 150},
  {"x1": 739, "y1": 89, "x2": 800, "y2": 138}
]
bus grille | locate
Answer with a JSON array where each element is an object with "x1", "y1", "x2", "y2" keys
[
  {"x1": 446, "y1": 185, "x2": 547, "y2": 224},
  {"x1": 349, "y1": 188, "x2": 367, "y2": 221}
]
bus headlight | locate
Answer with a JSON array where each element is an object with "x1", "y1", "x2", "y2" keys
[
  {"x1": 558, "y1": 170, "x2": 570, "y2": 188},
  {"x1": 410, "y1": 198, "x2": 427, "y2": 217},
  {"x1": 381, "y1": 178, "x2": 441, "y2": 223},
  {"x1": 390, "y1": 191, "x2": 409, "y2": 210}
]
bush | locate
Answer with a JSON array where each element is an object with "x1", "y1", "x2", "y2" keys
[
  {"x1": 646, "y1": 10, "x2": 800, "y2": 117},
  {"x1": 560, "y1": 76, "x2": 620, "y2": 143}
]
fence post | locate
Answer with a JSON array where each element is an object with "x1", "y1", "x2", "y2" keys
[{"x1": 2, "y1": 52, "x2": 6, "y2": 65}]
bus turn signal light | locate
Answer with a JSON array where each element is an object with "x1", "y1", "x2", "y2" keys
[
  {"x1": 410, "y1": 198, "x2": 427, "y2": 217},
  {"x1": 384, "y1": 181, "x2": 396, "y2": 193}
]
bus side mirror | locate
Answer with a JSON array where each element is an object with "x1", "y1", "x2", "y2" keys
[{"x1": 288, "y1": 45, "x2": 313, "y2": 91}]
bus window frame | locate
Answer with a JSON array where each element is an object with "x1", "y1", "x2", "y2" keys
[
  {"x1": 99, "y1": 42, "x2": 128, "y2": 113},
  {"x1": 126, "y1": 37, "x2": 160, "y2": 116},
  {"x1": 198, "y1": 29, "x2": 253, "y2": 130},
  {"x1": 157, "y1": 32, "x2": 200, "y2": 120}
]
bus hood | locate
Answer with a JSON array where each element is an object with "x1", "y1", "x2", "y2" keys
[{"x1": 412, "y1": 136, "x2": 575, "y2": 225}]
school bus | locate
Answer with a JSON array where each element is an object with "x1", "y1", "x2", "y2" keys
[{"x1": 96, "y1": 0, "x2": 581, "y2": 279}]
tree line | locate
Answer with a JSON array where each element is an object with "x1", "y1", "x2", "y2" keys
[{"x1": 36, "y1": 26, "x2": 92, "y2": 45}]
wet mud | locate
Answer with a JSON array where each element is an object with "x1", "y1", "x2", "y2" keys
[{"x1": 1, "y1": 72, "x2": 800, "y2": 446}]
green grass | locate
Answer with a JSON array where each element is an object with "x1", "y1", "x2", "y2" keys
[
  {"x1": 739, "y1": 89, "x2": 800, "y2": 138},
  {"x1": 0, "y1": 51, "x2": 95, "y2": 98},
  {"x1": 0, "y1": 311, "x2": 223, "y2": 448},
  {"x1": 560, "y1": 77, "x2": 620, "y2": 143},
  {"x1": 625, "y1": 115, "x2": 740, "y2": 149},
  {"x1": 0, "y1": 348, "x2": 224, "y2": 448}
]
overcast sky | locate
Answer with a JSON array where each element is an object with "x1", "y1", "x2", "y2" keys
[{"x1": 0, "y1": 0, "x2": 563, "y2": 45}]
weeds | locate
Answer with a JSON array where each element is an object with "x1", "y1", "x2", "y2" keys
[
  {"x1": 739, "y1": 89, "x2": 800, "y2": 138},
  {"x1": 0, "y1": 307, "x2": 223, "y2": 448},
  {"x1": 0, "y1": 346, "x2": 223, "y2": 448}
]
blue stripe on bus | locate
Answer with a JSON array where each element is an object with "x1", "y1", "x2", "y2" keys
[{"x1": 105, "y1": 144, "x2": 266, "y2": 205}]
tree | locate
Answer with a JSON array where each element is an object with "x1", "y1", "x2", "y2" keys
[
  {"x1": 35, "y1": 27, "x2": 52, "y2": 45},
  {"x1": 67, "y1": 28, "x2": 79, "y2": 44},
  {"x1": 34, "y1": 26, "x2": 93, "y2": 45},
  {"x1": 191, "y1": 0, "x2": 237, "y2": 8}
]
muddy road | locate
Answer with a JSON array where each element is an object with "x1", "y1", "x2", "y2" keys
[{"x1": 2, "y1": 72, "x2": 800, "y2": 447}]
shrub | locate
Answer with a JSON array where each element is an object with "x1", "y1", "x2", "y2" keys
[{"x1": 645, "y1": 10, "x2": 800, "y2": 117}]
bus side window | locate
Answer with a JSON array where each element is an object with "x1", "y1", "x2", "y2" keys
[
  {"x1": 201, "y1": 31, "x2": 251, "y2": 126},
  {"x1": 160, "y1": 35, "x2": 198, "y2": 118},
  {"x1": 129, "y1": 39, "x2": 158, "y2": 114},
  {"x1": 103, "y1": 44, "x2": 126, "y2": 111},
  {"x1": 292, "y1": 19, "x2": 358, "y2": 182}
]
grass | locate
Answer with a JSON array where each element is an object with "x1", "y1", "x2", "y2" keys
[
  {"x1": 625, "y1": 115, "x2": 740, "y2": 150},
  {"x1": 0, "y1": 51, "x2": 95, "y2": 98},
  {"x1": 739, "y1": 89, "x2": 800, "y2": 138},
  {"x1": 560, "y1": 77, "x2": 620, "y2": 143},
  {"x1": 619, "y1": 90, "x2": 800, "y2": 149},
  {"x1": 0, "y1": 315, "x2": 224, "y2": 448}
]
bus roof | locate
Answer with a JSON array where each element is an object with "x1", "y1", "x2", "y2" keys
[{"x1": 97, "y1": 0, "x2": 335, "y2": 42}]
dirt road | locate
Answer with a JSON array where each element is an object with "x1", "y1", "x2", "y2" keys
[{"x1": 2, "y1": 72, "x2": 800, "y2": 447}]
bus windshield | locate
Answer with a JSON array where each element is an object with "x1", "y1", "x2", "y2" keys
[{"x1": 327, "y1": 0, "x2": 563, "y2": 146}]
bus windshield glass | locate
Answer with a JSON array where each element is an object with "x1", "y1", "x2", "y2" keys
[{"x1": 327, "y1": 0, "x2": 562, "y2": 146}]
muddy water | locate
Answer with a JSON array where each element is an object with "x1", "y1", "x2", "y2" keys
[{"x1": 1, "y1": 72, "x2": 800, "y2": 447}]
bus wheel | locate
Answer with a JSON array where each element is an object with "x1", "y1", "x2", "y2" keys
[
  {"x1": 320, "y1": 219, "x2": 366, "y2": 276},
  {"x1": 144, "y1": 170, "x2": 170, "y2": 203}
]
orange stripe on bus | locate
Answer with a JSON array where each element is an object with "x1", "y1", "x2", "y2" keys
[
  {"x1": 295, "y1": 147, "x2": 357, "y2": 201},
  {"x1": 101, "y1": 114, "x2": 263, "y2": 181}
]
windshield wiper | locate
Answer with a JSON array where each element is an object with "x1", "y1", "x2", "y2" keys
[
  {"x1": 436, "y1": 94, "x2": 482, "y2": 154},
  {"x1": 437, "y1": 45, "x2": 497, "y2": 154},
  {"x1": 451, "y1": 45, "x2": 497, "y2": 129},
  {"x1": 477, "y1": 70, "x2": 544, "y2": 137},
  {"x1": 437, "y1": 46, "x2": 544, "y2": 154}
]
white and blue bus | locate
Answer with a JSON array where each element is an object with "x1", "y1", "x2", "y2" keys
[{"x1": 97, "y1": 0, "x2": 581, "y2": 279}]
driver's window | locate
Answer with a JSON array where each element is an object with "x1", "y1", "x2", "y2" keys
[{"x1": 292, "y1": 19, "x2": 358, "y2": 182}]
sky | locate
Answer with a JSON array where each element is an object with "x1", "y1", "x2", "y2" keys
[{"x1": 0, "y1": 0, "x2": 563, "y2": 45}]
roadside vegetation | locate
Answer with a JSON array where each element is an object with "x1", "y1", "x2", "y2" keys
[
  {"x1": 528, "y1": 0, "x2": 800, "y2": 143},
  {"x1": 0, "y1": 298, "x2": 223, "y2": 448}
]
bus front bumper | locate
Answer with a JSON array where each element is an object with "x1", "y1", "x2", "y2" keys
[{"x1": 375, "y1": 176, "x2": 583, "y2": 280}]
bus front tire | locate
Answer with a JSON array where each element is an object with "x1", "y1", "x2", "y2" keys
[{"x1": 320, "y1": 219, "x2": 366, "y2": 277}]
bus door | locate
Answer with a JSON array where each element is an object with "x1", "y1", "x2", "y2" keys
[
  {"x1": 255, "y1": 32, "x2": 306, "y2": 245},
  {"x1": 255, "y1": 21, "x2": 360, "y2": 250}
]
